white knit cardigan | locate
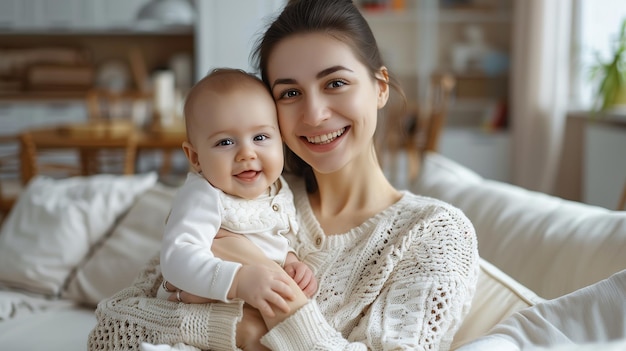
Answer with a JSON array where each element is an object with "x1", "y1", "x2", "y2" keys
[{"x1": 89, "y1": 177, "x2": 479, "y2": 351}]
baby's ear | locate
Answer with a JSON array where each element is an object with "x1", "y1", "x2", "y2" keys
[{"x1": 182, "y1": 141, "x2": 201, "y2": 172}]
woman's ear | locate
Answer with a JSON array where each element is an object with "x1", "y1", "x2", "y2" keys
[
  {"x1": 375, "y1": 66, "x2": 390, "y2": 109},
  {"x1": 182, "y1": 141, "x2": 202, "y2": 173}
]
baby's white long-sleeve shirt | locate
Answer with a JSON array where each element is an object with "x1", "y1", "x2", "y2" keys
[{"x1": 160, "y1": 172, "x2": 298, "y2": 302}]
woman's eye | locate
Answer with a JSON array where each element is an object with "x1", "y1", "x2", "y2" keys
[
  {"x1": 279, "y1": 89, "x2": 300, "y2": 99},
  {"x1": 217, "y1": 139, "x2": 234, "y2": 147},
  {"x1": 327, "y1": 79, "x2": 347, "y2": 89},
  {"x1": 253, "y1": 134, "x2": 268, "y2": 142}
]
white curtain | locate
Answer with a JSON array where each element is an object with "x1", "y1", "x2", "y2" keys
[{"x1": 510, "y1": 0, "x2": 572, "y2": 193}]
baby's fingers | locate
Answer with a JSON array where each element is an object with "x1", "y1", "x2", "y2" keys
[{"x1": 302, "y1": 278, "x2": 318, "y2": 298}]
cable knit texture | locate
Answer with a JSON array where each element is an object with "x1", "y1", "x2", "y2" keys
[{"x1": 88, "y1": 177, "x2": 478, "y2": 351}]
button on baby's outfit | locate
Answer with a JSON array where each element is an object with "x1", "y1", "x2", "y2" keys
[
  {"x1": 272, "y1": 204, "x2": 280, "y2": 211},
  {"x1": 315, "y1": 237, "x2": 322, "y2": 246}
]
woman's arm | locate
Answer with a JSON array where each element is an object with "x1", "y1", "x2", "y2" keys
[
  {"x1": 88, "y1": 252, "x2": 243, "y2": 351},
  {"x1": 89, "y1": 228, "x2": 301, "y2": 351},
  {"x1": 261, "y1": 205, "x2": 479, "y2": 350}
]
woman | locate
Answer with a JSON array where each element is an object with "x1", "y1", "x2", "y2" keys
[{"x1": 88, "y1": 0, "x2": 479, "y2": 350}]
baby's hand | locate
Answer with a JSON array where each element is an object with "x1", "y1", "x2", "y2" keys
[
  {"x1": 284, "y1": 261, "x2": 318, "y2": 298},
  {"x1": 231, "y1": 265, "x2": 295, "y2": 318}
]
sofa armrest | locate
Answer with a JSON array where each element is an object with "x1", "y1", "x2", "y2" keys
[{"x1": 414, "y1": 152, "x2": 626, "y2": 299}]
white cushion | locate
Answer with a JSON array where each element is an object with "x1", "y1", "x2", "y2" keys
[
  {"x1": 451, "y1": 258, "x2": 543, "y2": 349},
  {"x1": 63, "y1": 183, "x2": 175, "y2": 305},
  {"x1": 0, "y1": 173, "x2": 157, "y2": 296},
  {"x1": 0, "y1": 306, "x2": 96, "y2": 351},
  {"x1": 414, "y1": 152, "x2": 626, "y2": 299}
]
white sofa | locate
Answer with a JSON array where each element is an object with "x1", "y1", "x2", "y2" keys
[{"x1": 0, "y1": 152, "x2": 624, "y2": 350}]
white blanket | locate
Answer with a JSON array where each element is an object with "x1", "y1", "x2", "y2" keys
[{"x1": 456, "y1": 269, "x2": 626, "y2": 350}]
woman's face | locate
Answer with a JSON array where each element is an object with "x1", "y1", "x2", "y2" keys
[{"x1": 266, "y1": 33, "x2": 389, "y2": 175}]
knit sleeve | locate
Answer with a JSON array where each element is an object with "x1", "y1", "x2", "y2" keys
[
  {"x1": 262, "y1": 203, "x2": 479, "y2": 351},
  {"x1": 88, "y1": 253, "x2": 243, "y2": 351}
]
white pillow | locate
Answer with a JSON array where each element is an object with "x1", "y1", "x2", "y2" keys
[
  {"x1": 63, "y1": 183, "x2": 175, "y2": 305},
  {"x1": 0, "y1": 173, "x2": 157, "y2": 296}
]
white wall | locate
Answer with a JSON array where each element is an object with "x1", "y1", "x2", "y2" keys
[{"x1": 194, "y1": 0, "x2": 285, "y2": 79}]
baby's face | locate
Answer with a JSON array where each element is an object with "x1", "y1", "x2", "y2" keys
[{"x1": 187, "y1": 87, "x2": 283, "y2": 199}]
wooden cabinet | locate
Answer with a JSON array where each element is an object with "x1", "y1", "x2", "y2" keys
[{"x1": 0, "y1": 0, "x2": 195, "y2": 139}]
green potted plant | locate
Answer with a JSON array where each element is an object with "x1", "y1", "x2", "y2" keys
[{"x1": 590, "y1": 18, "x2": 626, "y2": 112}]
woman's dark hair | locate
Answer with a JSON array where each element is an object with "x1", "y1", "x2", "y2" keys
[{"x1": 252, "y1": 0, "x2": 404, "y2": 192}]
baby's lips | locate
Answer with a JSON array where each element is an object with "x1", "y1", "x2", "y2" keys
[{"x1": 237, "y1": 170, "x2": 259, "y2": 179}]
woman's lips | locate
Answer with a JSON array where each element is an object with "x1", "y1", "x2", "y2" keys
[{"x1": 304, "y1": 127, "x2": 347, "y2": 145}]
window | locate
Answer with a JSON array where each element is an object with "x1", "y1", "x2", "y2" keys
[{"x1": 571, "y1": 0, "x2": 626, "y2": 110}]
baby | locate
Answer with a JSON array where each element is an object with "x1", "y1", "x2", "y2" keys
[{"x1": 158, "y1": 68, "x2": 317, "y2": 316}]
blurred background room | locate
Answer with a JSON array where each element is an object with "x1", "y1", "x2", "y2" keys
[{"x1": 0, "y1": 0, "x2": 625, "y2": 215}]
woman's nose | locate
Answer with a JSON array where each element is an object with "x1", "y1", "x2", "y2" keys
[{"x1": 302, "y1": 92, "x2": 331, "y2": 126}]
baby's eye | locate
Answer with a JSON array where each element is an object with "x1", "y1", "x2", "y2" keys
[
  {"x1": 327, "y1": 79, "x2": 347, "y2": 89},
  {"x1": 216, "y1": 139, "x2": 234, "y2": 147},
  {"x1": 253, "y1": 134, "x2": 268, "y2": 142}
]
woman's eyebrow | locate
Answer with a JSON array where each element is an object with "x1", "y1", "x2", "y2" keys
[
  {"x1": 272, "y1": 78, "x2": 296, "y2": 90},
  {"x1": 271, "y1": 65, "x2": 354, "y2": 90},
  {"x1": 316, "y1": 65, "x2": 352, "y2": 79}
]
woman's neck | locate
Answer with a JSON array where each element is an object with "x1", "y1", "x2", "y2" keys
[{"x1": 308, "y1": 155, "x2": 402, "y2": 235}]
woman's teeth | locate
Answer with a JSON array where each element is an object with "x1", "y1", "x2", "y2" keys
[{"x1": 306, "y1": 128, "x2": 346, "y2": 145}]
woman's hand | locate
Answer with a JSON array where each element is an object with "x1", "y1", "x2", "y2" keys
[
  {"x1": 237, "y1": 304, "x2": 270, "y2": 351},
  {"x1": 163, "y1": 280, "x2": 217, "y2": 304}
]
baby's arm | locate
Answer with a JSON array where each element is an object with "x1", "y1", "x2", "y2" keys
[
  {"x1": 161, "y1": 174, "x2": 242, "y2": 302},
  {"x1": 283, "y1": 252, "x2": 318, "y2": 298},
  {"x1": 210, "y1": 232, "x2": 296, "y2": 317}
]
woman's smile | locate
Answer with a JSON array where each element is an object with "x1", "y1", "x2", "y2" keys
[{"x1": 304, "y1": 127, "x2": 347, "y2": 145}]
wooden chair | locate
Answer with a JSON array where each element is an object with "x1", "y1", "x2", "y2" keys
[
  {"x1": 19, "y1": 127, "x2": 137, "y2": 185},
  {"x1": 378, "y1": 73, "x2": 456, "y2": 185}
]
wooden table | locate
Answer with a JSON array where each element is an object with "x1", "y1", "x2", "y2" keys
[{"x1": 20, "y1": 121, "x2": 187, "y2": 183}]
